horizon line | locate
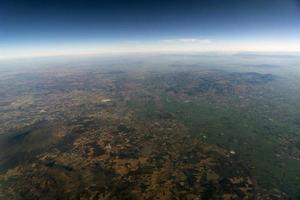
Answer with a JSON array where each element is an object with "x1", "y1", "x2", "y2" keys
[{"x1": 1, "y1": 50, "x2": 300, "y2": 61}]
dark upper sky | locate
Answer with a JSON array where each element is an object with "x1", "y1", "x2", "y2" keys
[{"x1": 1, "y1": 0, "x2": 300, "y2": 57}]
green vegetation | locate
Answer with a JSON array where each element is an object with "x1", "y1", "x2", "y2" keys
[
  {"x1": 296, "y1": 140, "x2": 300, "y2": 150},
  {"x1": 158, "y1": 94, "x2": 300, "y2": 199},
  {"x1": 126, "y1": 70, "x2": 300, "y2": 199}
]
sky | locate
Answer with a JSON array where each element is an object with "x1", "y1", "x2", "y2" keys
[{"x1": 1, "y1": 0, "x2": 300, "y2": 59}]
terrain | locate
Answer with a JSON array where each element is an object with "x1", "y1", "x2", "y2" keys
[{"x1": 0, "y1": 54, "x2": 300, "y2": 199}]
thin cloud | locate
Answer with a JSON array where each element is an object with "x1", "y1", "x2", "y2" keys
[{"x1": 162, "y1": 38, "x2": 212, "y2": 44}]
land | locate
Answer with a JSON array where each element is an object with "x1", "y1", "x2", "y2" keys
[{"x1": 0, "y1": 55, "x2": 300, "y2": 199}]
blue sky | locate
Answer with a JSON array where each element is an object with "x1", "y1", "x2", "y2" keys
[{"x1": 1, "y1": 0, "x2": 300, "y2": 58}]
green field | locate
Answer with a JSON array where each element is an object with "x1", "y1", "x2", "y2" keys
[{"x1": 129, "y1": 71, "x2": 300, "y2": 199}]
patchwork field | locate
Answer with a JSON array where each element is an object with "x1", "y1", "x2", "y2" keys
[{"x1": 0, "y1": 55, "x2": 300, "y2": 199}]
